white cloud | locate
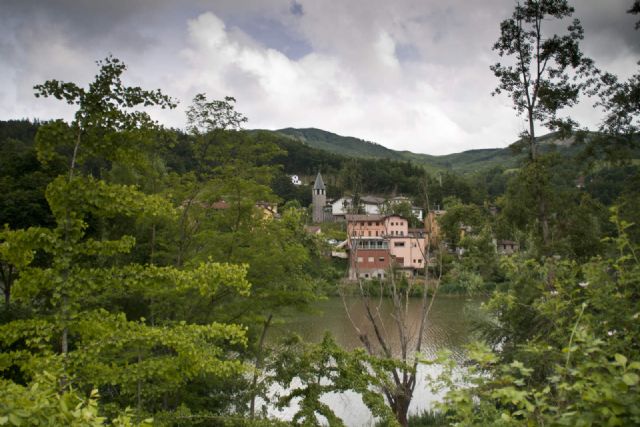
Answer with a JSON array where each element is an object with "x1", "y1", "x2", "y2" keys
[
  {"x1": 163, "y1": 10, "x2": 521, "y2": 154},
  {"x1": 0, "y1": 0, "x2": 635, "y2": 155}
]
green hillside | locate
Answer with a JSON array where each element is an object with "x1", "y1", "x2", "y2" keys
[
  {"x1": 276, "y1": 127, "x2": 413, "y2": 162},
  {"x1": 272, "y1": 127, "x2": 530, "y2": 173},
  {"x1": 269, "y1": 127, "x2": 637, "y2": 174}
]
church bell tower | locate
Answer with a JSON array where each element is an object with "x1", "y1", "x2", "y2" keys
[{"x1": 312, "y1": 172, "x2": 326, "y2": 223}]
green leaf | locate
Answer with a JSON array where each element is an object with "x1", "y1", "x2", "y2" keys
[
  {"x1": 614, "y1": 354, "x2": 628, "y2": 367},
  {"x1": 622, "y1": 373, "x2": 639, "y2": 386},
  {"x1": 7, "y1": 413, "x2": 22, "y2": 426}
]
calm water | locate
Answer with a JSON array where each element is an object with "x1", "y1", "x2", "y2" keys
[{"x1": 268, "y1": 295, "x2": 482, "y2": 426}]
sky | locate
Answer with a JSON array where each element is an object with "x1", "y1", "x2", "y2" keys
[{"x1": 0, "y1": 1, "x2": 638, "y2": 155}]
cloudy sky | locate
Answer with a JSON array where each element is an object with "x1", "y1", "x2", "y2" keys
[{"x1": 0, "y1": 0, "x2": 638, "y2": 155}]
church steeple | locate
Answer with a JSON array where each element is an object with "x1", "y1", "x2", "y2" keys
[
  {"x1": 313, "y1": 172, "x2": 326, "y2": 193},
  {"x1": 312, "y1": 172, "x2": 327, "y2": 223}
]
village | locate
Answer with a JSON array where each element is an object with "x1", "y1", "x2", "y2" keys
[{"x1": 304, "y1": 172, "x2": 519, "y2": 281}]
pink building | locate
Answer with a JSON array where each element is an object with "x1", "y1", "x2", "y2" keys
[{"x1": 346, "y1": 214, "x2": 426, "y2": 280}]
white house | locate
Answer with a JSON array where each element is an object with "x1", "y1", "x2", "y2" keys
[
  {"x1": 331, "y1": 196, "x2": 385, "y2": 218},
  {"x1": 331, "y1": 195, "x2": 423, "y2": 221}
]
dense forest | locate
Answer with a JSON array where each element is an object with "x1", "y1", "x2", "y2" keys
[{"x1": 1, "y1": 1, "x2": 640, "y2": 426}]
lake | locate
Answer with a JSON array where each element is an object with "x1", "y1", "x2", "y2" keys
[{"x1": 268, "y1": 295, "x2": 482, "y2": 426}]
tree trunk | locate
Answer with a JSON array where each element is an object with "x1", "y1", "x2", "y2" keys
[
  {"x1": 528, "y1": 109, "x2": 537, "y2": 161},
  {"x1": 249, "y1": 314, "x2": 273, "y2": 419},
  {"x1": 149, "y1": 223, "x2": 156, "y2": 264},
  {"x1": 0, "y1": 264, "x2": 13, "y2": 306},
  {"x1": 391, "y1": 393, "x2": 411, "y2": 427}
]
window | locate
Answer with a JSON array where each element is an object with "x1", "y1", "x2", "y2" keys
[
  {"x1": 368, "y1": 257, "x2": 374, "y2": 263},
  {"x1": 357, "y1": 257, "x2": 363, "y2": 263},
  {"x1": 368, "y1": 222, "x2": 372, "y2": 226},
  {"x1": 368, "y1": 231, "x2": 371, "y2": 236},
  {"x1": 418, "y1": 259, "x2": 423, "y2": 263},
  {"x1": 364, "y1": 273, "x2": 369, "y2": 278},
  {"x1": 379, "y1": 257, "x2": 385, "y2": 262},
  {"x1": 375, "y1": 231, "x2": 379, "y2": 236},
  {"x1": 378, "y1": 273, "x2": 383, "y2": 278},
  {"x1": 394, "y1": 242, "x2": 405, "y2": 247}
]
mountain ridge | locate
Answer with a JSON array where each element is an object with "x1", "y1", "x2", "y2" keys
[{"x1": 263, "y1": 127, "x2": 571, "y2": 173}]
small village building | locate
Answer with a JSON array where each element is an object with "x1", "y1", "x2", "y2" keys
[
  {"x1": 310, "y1": 171, "x2": 423, "y2": 224},
  {"x1": 346, "y1": 214, "x2": 426, "y2": 280},
  {"x1": 331, "y1": 196, "x2": 386, "y2": 219},
  {"x1": 388, "y1": 196, "x2": 424, "y2": 221}
]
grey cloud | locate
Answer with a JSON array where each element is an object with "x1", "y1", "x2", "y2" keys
[
  {"x1": 226, "y1": 15, "x2": 312, "y2": 60},
  {"x1": 0, "y1": 0, "x2": 638, "y2": 155},
  {"x1": 290, "y1": 1, "x2": 304, "y2": 17}
]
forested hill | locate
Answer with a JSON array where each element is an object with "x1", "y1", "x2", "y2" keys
[{"x1": 269, "y1": 127, "x2": 591, "y2": 174}]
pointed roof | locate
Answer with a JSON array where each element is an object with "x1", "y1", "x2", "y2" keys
[{"x1": 313, "y1": 172, "x2": 326, "y2": 190}]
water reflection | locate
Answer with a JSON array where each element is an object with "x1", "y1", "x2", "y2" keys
[{"x1": 269, "y1": 296, "x2": 482, "y2": 426}]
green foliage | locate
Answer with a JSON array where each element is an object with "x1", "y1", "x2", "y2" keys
[
  {"x1": 435, "y1": 208, "x2": 640, "y2": 425},
  {"x1": 0, "y1": 372, "x2": 152, "y2": 426},
  {"x1": 497, "y1": 154, "x2": 607, "y2": 258},
  {"x1": 438, "y1": 198, "x2": 486, "y2": 248},
  {"x1": 436, "y1": 336, "x2": 640, "y2": 426},
  {"x1": 405, "y1": 410, "x2": 447, "y2": 427},
  {"x1": 33, "y1": 55, "x2": 176, "y2": 174},
  {"x1": 0, "y1": 124, "x2": 63, "y2": 230},
  {"x1": 271, "y1": 334, "x2": 401, "y2": 426},
  {"x1": 491, "y1": 0, "x2": 593, "y2": 160},
  {"x1": 440, "y1": 269, "x2": 485, "y2": 295},
  {"x1": 276, "y1": 128, "x2": 516, "y2": 175},
  {"x1": 0, "y1": 57, "x2": 259, "y2": 424}
]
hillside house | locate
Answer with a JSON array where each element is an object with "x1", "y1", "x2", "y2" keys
[
  {"x1": 331, "y1": 196, "x2": 386, "y2": 219},
  {"x1": 388, "y1": 196, "x2": 425, "y2": 221},
  {"x1": 330, "y1": 195, "x2": 424, "y2": 222},
  {"x1": 346, "y1": 214, "x2": 426, "y2": 280}
]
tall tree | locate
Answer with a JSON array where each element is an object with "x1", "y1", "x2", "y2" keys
[
  {"x1": 491, "y1": 0, "x2": 593, "y2": 251},
  {"x1": 491, "y1": 0, "x2": 593, "y2": 160}
]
